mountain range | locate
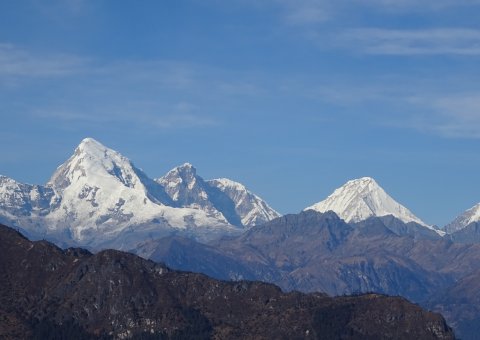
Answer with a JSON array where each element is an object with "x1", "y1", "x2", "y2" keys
[
  {"x1": 0, "y1": 223, "x2": 454, "y2": 339},
  {"x1": 3, "y1": 137, "x2": 480, "y2": 338},
  {"x1": 137, "y1": 211, "x2": 480, "y2": 339},
  {"x1": 0, "y1": 138, "x2": 279, "y2": 250},
  {"x1": 2, "y1": 137, "x2": 479, "y2": 247}
]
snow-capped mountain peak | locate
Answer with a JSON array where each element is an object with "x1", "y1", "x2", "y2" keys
[
  {"x1": 157, "y1": 166, "x2": 281, "y2": 227},
  {"x1": 159, "y1": 163, "x2": 206, "y2": 203},
  {"x1": 305, "y1": 177, "x2": 429, "y2": 227},
  {"x1": 77, "y1": 137, "x2": 107, "y2": 153},
  {"x1": 164, "y1": 162, "x2": 195, "y2": 175},
  {"x1": 160, "y1": 162, "x2": 197, "y2": 190},
  {"x1": 157, "y1": 163, "x2": 228, "y2": 222},
  {"x1": 207, "y1": 178, "x2": 281, "y2": 227},
  {"x1": 48, "y1": 137, "x2": 141, "y2": 190},
  {"x1": 444, "y1": 202, "x2": 480, "y2": 233}
]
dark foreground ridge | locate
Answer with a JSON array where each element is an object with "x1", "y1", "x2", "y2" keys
[{"x1": 0, "y1": 224, "x2": 454, "y2": 339}]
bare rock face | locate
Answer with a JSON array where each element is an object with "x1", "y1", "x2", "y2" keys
[{"x1": 0, "y1": 224, "x2": 454, "y2": 339}]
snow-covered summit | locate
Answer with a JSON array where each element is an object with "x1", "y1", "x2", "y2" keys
[
  {"x1": 305, "y1": 177, "x2": 429, "y2": 227},
  {"x1": 157, "y1": 163, "x2": 229, "y2": 222},
  {"x1": 0, "y1": 175, "x2": 53, "y2": 221},
  {"x1": 157, "y1": 164, "x2": 281, "y2": 227},
  {"x1": 207, "y1": 178, "x2": 281, "y2": 227},
  {"x1": 78, "y1": 137, "x2": 109, "y2": 155},
  {"x1": 444, "y1": 202, "x2": 480, "y2": 233},
  {"x1": 49, "y1": 137, "x2": 139, "y2": 189},
  {"x1": 159, "y1": 162, "x2": 199, "y2": 194}
]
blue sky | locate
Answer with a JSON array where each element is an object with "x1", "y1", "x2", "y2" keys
[{"x1": 1, "y1": 0, "x2": 480, "y2": 226}]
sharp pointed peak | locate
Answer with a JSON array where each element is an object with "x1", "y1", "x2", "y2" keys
[
  {"x1": 305, "y1": 176, "x2": 427, "y2": 226},
  {"x1": 48, "y1": 136, "x2": 151, "y2": 193},
  {"x1": 78, "y1": 137, "x2": 104, "y2": 147},
  {"x1": 160, "y1": 163, "x2": 199, "y2": 182},
  {"x1": 72, "y1": 138, "x2": 128, "y2": 163},
  {"x1": 179, "y1": 162, "x2": 194, "y2": 169},
  {"x1": 334, "y1": 177, "x2": 386, "y2": 197},
  {"x1": 169, "y1": 162, "x2": 197, "y2": 173},
  {"x1": 352, "y1": 176, "x2": 376, "y2": 182},
  {"x1": 75, "y1": 137, "x2": 112, "y2": 154},
  {"x1": 80, "y1": 136, "x2": 100, "y2": 144},
  {"x1": 344, "y1": 177, "x2": 379, "y2": 187}
]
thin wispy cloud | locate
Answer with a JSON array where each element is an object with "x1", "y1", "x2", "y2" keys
[
  {"x1": 356, "y1": 0, "x2": 480, "y2": 11},
  {"x1": 308, "y1": 80, "x2": 480, "y2": 139},
  {"x1": 0, "y1": 43, "x2": 257, "y2": 132},
  {"x1": 408, "y1": 94, "x2": 480, "y2": 138},
  {"x1": 266, "y1": 0, "x2": 480, "y2": 25},
  {"x1": 32, "y1": 109, "x2": 221, "y2": 130},
  {"x1": 149, "y1": 113, "x2": 220, "y2": 129},
  {"x1": 32, "y1": 0, "x2": 91, "y2": 18},
  {"x1": 339, "y1": 28, "x2": 480, "y2": 55},
  {"x1": 63, "y1": 0, "x2": 88, "y2": 13},
  {"x1": 100, "y1": 60, "x2": 198, "y2": 91},
  {"x1": 0, "y1": 43, "x2": 88, "y2": 78},
  {"x1": 282, "y1": 0, "x2": 329, "y2": 24}
]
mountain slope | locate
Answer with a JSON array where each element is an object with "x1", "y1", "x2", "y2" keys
[
  {"x1": 217, "y1": 211, "x2": 452, "y2": 301},
  {"x1": 429, "y1": 269, "x2": 480, "y2": 340},
  {"x1": 134, "y1": 235, "x2": 259, "y2": 281},
  {"x1": 144, "y1": 210, "x2": 480, "y2": 338},
  {"x1": 447, "y1": 222, "x2": 480, "y2": 244},
  {"x1": 0, "y1": 223, "x2": 455, "y2": 339},
  {"x1": 145, "y1": 211, "x2": 451, "y2": 302}
]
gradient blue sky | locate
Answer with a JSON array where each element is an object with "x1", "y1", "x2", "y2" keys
[{"x1": 1, "y1": 0, "x2": 480, "y2": 226}]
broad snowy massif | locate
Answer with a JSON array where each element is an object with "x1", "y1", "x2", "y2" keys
[
  {"x1": 0, "y1": 138, "x2": 280, "y2": 249},
  {"x1": 0, "y1": 137, "x2": 478, "y2": 250},
  {"x1": 2, "y1": 137, "x2": 480, "y2": 339}
]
